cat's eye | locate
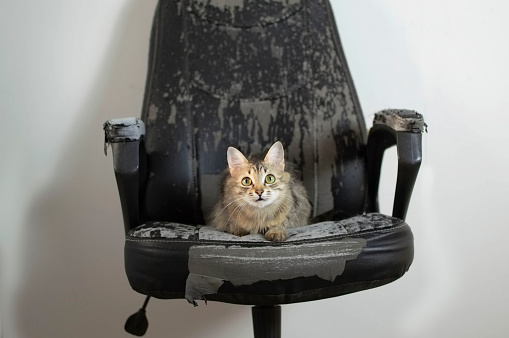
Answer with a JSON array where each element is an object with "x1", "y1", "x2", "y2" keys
[
  {"x1": 241, "y1": 177, "x2": 252, "y2": 186},
  {"x1": 265, "y1": 174, "x2": 276, "y2": 184}
]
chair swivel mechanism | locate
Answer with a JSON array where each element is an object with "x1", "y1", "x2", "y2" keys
[{"x1": 104, "y1": 0, "x2": 426, "y2": 336}]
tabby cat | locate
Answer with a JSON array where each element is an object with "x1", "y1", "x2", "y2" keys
[{"x1": 209, "y1": 141, "x2": 311, "y2": 242}]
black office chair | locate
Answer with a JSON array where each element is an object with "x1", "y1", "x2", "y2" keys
[{"x1": 104, "y1": 0, "x2": 425, "y2": 336}]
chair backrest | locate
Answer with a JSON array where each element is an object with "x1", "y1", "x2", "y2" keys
[{"x1": 140, "y1": 0, "x2": 367, "y2": 225}]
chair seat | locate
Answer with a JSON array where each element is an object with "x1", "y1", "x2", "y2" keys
[{"x1": 124, "y1": 213, "x2": 413, "y2": 306}]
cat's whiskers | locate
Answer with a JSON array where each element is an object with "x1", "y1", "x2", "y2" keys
[
  {"x1": 226, "y1": 199, "x2": 248, "y2": 227},
  {"x1": 222, "y1": 194, "x2": 246, "y2": 205},
  {"x1": 211, "y1": 195, "x2": 247, "y2": 225},
  {"x1": 236, "y1": 202, "x2": 250, "y2": 228}
]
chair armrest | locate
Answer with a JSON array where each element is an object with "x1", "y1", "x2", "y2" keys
[
  {"x1": 104, "y1": 118, "x2": 146, "y2": 234},
  {"x1": 366, "y1": 109, "x2": 426, "y2": 220}
]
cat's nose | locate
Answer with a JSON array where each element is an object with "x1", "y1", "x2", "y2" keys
[{"x1": 255, "y1": 190, "x2": 264, "y2": 196}]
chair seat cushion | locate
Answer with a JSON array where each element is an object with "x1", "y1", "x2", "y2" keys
[{"x1": 124, "y1": 213, "x2": 413, "y2": 306}]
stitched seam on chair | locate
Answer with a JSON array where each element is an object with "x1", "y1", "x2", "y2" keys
[
  {"x1": 305, "y1": 0, "x2": 319, "y2": 219},
  {"x1": 141, "y1": 1, "x2": 161, "y2": 122},
  {"x1": 183, "y1": 3, "x2": 202, "y2": 224},
  {"x1": 223, "y1": 278, "x2": 396, "y2": 296},
  {"x1": 125, "y1": 221, "x2": 407, "y2": 247},
  {"x1": 190, "y1": 79, "x2": 309, "y2": 102},
  {"x1": 188, "y1": 3, "x2": 304, "y2": 28},
  {"x1": 134, "y1": 277, "x2": 397, "y2": 299},
  {"x1": 324, "y1": 0, "x2": 366, "y2": 143}
]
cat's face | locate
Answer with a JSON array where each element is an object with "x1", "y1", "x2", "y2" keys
[{"x1": 227, "y1": 142, "x2": 288, "y2": 209}]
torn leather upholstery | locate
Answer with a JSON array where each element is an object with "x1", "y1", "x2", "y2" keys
[
  {"x1": 124, "y1": 213, "x2": 413, "y2": 306},
  {"x1": 373, "y1": 110, "x2": 426, "y2": 133}
]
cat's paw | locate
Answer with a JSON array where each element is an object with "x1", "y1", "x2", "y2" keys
[
  {"x1": 231, "y1": 229, "x2": 250, "y2": 237},
  {"x1": 264, "y1": 228, "x2": 287, "y2": 242}
]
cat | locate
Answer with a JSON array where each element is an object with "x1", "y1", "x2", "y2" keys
[{"x1": 209, "y1": 141, "x2": 311, "y2": 242}]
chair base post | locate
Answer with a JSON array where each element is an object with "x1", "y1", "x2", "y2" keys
[{"x1": 252, "y1": 305, "x2": 281, "y2": 338}]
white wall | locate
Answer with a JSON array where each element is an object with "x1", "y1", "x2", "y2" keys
[{"x1": 2, "y1": 0, "x2": 508, "y2": 337}]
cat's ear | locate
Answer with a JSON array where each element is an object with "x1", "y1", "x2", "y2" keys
[
  {"x1": 264, "y1": 141, "x2": 285, "y2": 171},
  {"x1": 227, "y1": 147, "x2": 248, "y2": 176}
]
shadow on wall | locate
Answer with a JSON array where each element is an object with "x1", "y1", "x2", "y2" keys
[{"x1": 14, "y1": 1, "x2": 249, "y2": 337}]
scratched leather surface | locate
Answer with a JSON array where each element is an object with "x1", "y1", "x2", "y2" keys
[{"x1": 141, "y1": 0, "x2": 367, "y2": 225}]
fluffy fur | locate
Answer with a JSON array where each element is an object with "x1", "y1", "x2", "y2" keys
[{"x1": 209, "y1": 141, "x2": 311, "y2": 241}]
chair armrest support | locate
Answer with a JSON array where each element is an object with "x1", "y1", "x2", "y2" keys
[
  {"x1": 366, "y1": 110, "x2": 425, "y2": 220},
  {"x1": 104, "y1": 118, "x2": 146, "y2": 234}
]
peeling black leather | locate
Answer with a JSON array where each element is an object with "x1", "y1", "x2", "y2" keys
[
  {"x1": 125, "y1": 213, "x2": 413, "y2": 305},
  {"x1": 118, "y1": 0, "x2": 415, "y2": 306},
  {"x1": 140, "y1": 0, "x2": 367, "y2": 225}
]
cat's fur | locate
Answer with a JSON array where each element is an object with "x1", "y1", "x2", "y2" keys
[{"x1": 209, "y1": 141, "x2": 311, "y2": 242}]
